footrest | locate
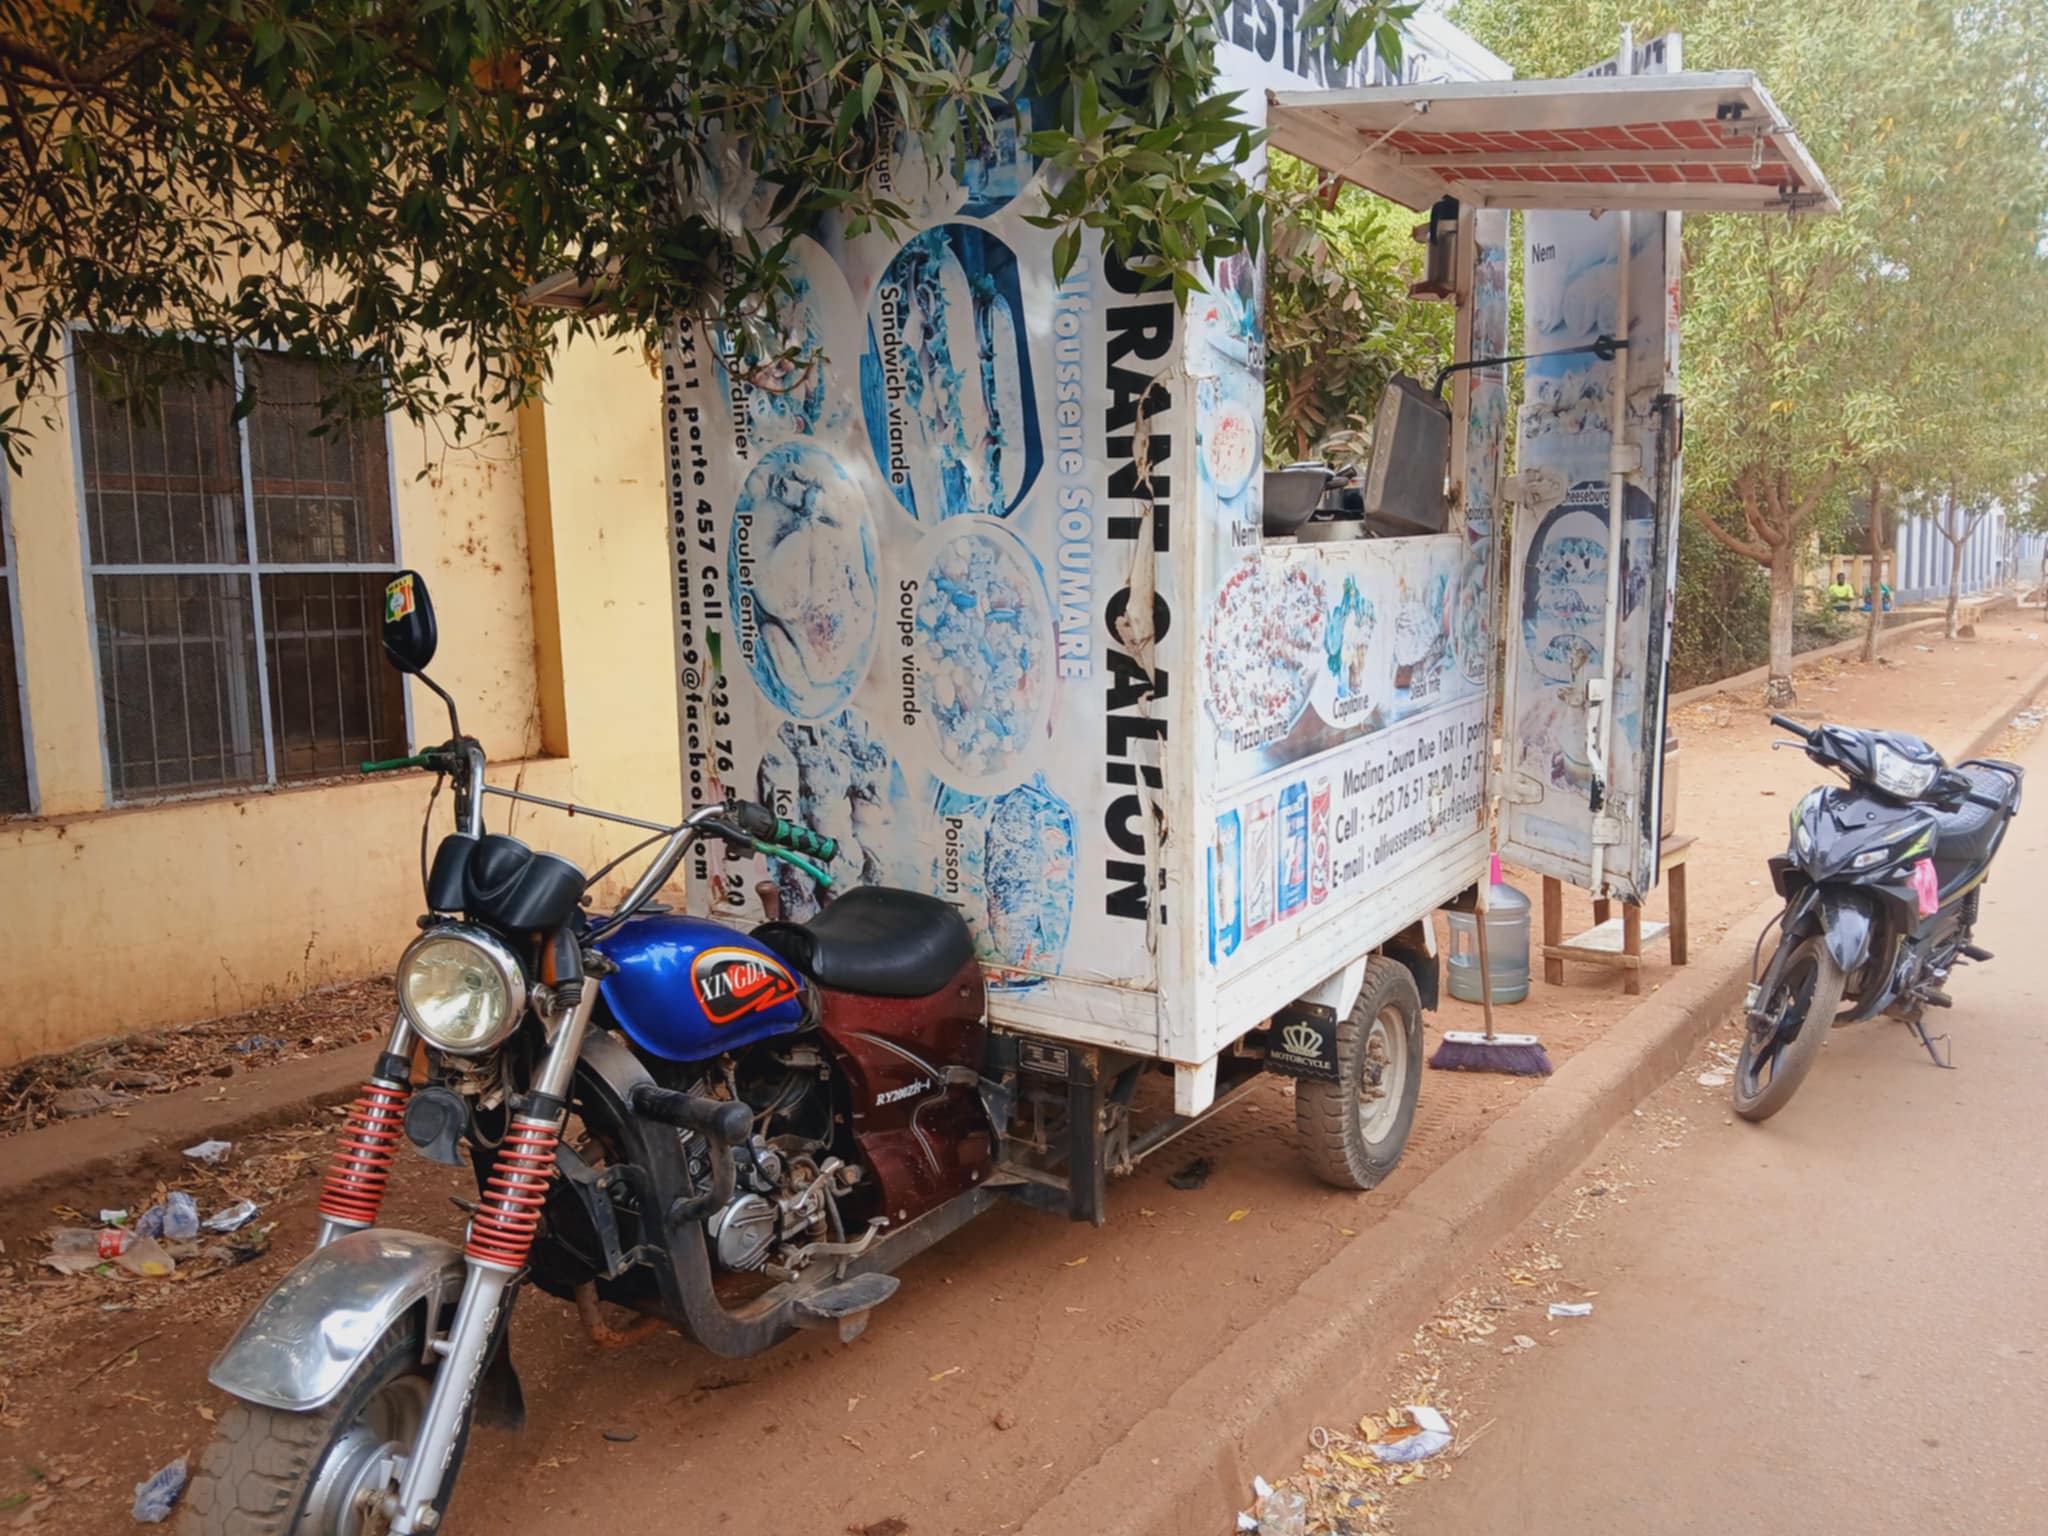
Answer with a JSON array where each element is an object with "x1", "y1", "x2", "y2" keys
[
  {"x1": 792, "y1": 1272, "x2": 900, "y2": 1343},
  {"x1": 1961, "y1": 944, "x2": 1993, "y2": 962}
]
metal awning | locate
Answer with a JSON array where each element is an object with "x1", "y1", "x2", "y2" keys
[{"x1": 1268, "y1": 70, "x2": 1837, "y2": 215}]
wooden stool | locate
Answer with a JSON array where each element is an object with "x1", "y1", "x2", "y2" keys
[{"x1": 1540, "y1": 833, "x2": 1696, "y2": 996}]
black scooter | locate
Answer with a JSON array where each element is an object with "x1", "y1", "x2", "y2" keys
[{"x1": 1733, "y1": 715, "x2": 2024, "y2": 1121}]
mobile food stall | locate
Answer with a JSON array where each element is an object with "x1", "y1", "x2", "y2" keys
[{"x1": 660, "y1": 15, "x2": 1835, "y2": 1219}]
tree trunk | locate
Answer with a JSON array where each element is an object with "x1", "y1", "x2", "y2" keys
[
  {"x1": 1765, "y1": 546, "x2": 1798, "y2": 706},
  {"x1": 1861, "y1": 475, "x2": 1883, "y2": 664},
  {"x1": 1943, "y1": 488, "x2": 1963, "y2": 641}
]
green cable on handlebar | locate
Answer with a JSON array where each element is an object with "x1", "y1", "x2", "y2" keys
[
  {"x1": 360, "y1": 752, "x2": 435, "y2": 774},
  {"x1": 752, "y1": 839, "x2": 834, "y2": 890}
]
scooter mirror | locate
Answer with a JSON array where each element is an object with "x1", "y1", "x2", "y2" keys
[{"x1": 379, "y1": 570, "x2": 438, "y2": 675}]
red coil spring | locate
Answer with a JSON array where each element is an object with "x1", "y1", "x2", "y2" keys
[
  {"x1": 317, "y1": 1079, "x2": 410, "y2": 1228},
  {"x1": 466, "y1": 1116, "x2": 560, "y2": 1269}
]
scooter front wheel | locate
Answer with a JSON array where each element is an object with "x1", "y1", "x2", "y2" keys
[
  {"x1": 1731, "y1": 935, "x2": 1844, "y2": 1124},
  {"x1": 179, "y1": 1314, "x2": 465, "y2": 1535}
]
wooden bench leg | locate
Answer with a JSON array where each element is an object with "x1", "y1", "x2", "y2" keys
[
  {"x1": 1622, "y1": 902, "x2": 1643, "y2": 995},
  {"x1": 1593, "y1": 896, "x2": 1611, "y2": 926},
  {"x1": 1542, "y1": 876, "x2": 1564, "y2": 986},
  {"x1": 1668, "y1": 861, "x2": 1689, "y2": 965}
]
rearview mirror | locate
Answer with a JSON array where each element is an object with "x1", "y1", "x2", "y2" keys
[{"x1": 380, "y1": 570, "x2": 438, "y2": 674}]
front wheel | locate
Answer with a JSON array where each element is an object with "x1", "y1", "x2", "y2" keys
[
  {"x1": 179, "y1": 1315, "x2": 463, "y2": 1536},
  {"x1": 1296, "y1": 957, "x2": 1424, "y2": 1190},
  {"x1": 1731, "y1": 935, "x2": 1845, "y2": 1124}
]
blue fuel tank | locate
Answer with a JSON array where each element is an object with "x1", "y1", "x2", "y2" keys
[{"x1": 593, "y1": 912, "x2": 807, "y2": 1063}]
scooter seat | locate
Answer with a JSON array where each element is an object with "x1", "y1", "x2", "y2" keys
[
  {"x1": 1928, "y1": 764, "x2": 2018, "y2": 867},
  {"x1": 754, "y1": 886, "x2": 975, "y2": 999}
]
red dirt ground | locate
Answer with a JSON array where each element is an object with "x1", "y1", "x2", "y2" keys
[{"x1": 1, "y1": 614, "x2": 2040, "y2": 1534}]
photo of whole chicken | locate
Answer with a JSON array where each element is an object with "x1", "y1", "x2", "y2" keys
[
  {"x1": 756, "y1": 710, "x2": 918, "y2": 921},
  {"x1": 915, "y1": 521, "x2": 1055, "y2": 787},
  {"x1": 1203, "y1": 560, "x2": 1327, "y2": 750},
  {"x1": 730, "y1": 442, "x2": 881, "y2": 719}
]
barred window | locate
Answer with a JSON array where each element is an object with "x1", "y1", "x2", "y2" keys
[
  {"x1": 1, "y1": 481, "x2": 28, "y2": 814},
  {"x1": 74, "y1": 337, "x2": 407, "y2": 802}
]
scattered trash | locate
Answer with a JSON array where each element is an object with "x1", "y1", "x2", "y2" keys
[
  {"x1": 45, "y1": 1227, "x2": 124, "y2": 1274},
  {"x1": 1253, "y1": 1476, "x2": 1307, "y2": 1536},
  {"x1": 99, "y1": 1209, "x2": 129, "y2": 1225},
  {"x1": 132, "y1": 1204, "x2": 167, "y2": 1240},
  {"x1": 1367, "y1": 1405, "x2": 1453, "y2": 1463},
  {"x1": 51, "y1": 1085, "x2": 136, "y2": 1118},
  {"x1": 114, "y1": 1235, "x2": 176, "y2": 1277},
  {"x1": 227, "y1": 1035, "x2": 285, "y2": 1054},
  {"x1": 164, "y1": 1192, "x2": 200, "y2": 1242},
  {"x1": 1914, "y1": 644, "x2": 1934, "y2": 652},
  {"x1": 1167, "y1": 1155, "x2": 1213, "y2": 1190},
  {"x1": 183, "y1": 1139, "x2": 233, "y2": 1165},
  {"x1": 203, "y1": 1200, "x2": 260, "y2": 1233},
  {"x1": 1548, "y1": 1301, "x2": 1595, "y2": 1318},
  {"x1": 1511, "y1": 1334, "x2": 1539, "y2": 1351},
  {"x1": 131, "y1": 1456, "x2": 188, "y2": 1523},
  {"x1": 1696, "y1": 1070, "x2": 1730, "y2": 1089},
  {"x1": 601, "y1": 1429, "x2": 638, "y2": 1443}
]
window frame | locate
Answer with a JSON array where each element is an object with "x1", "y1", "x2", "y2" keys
[
  {"x1": 65, "y1": 325, "x2": 414, "y2": 806},
  {"x1": 0, "y1": 473, "x2": 35, "y2": 816}
]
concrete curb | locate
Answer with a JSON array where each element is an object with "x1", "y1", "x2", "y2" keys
[
  {"x1": 1019, "y1": 653, "x2": 2048, "y2": 1536},
  {"x1": 1, "y1": 1047, "x2": 366, "y2": 1208}
]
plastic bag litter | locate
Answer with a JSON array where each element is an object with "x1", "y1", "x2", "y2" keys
[
  {"x1": 183, "y1": 1139, "x2": 233, "y2": 1165},
  {"x1": 1367, "y1": 1405, "x2": 1453, "y2": 1464},
  {"x1": 164, "y1": 1192, "x2": 200, "y2": 1242},
  {"x1": 132, "y1": 1456, "x2": 188, "y2": 1523},
  {"x1": 114, "y1": 1234, "x2": 176, "y2": 1277},
  {"x1": 1548, "y1": 1301, "x2": 1594, "y2": 1318},
  {"x1": 1254, "y1": 1484, "x2": 1306, "y2": 1536},
  {"x1": 132, "y1": 1204, "x2": 167, "y2": 1240},
  {"x1": 203, "y1": 1199, "x2": 260, "y2": 1233}
]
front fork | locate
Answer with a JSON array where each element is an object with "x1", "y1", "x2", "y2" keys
[{"x1": 316, "y1": 987, "x2": 598, "y2": 1533}]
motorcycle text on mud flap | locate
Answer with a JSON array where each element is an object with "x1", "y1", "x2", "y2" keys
[{"x1": 1731, "y1": 713, "x2": 2023, "y2": 1123}]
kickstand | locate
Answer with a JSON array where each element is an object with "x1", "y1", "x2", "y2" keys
[{"x1": 1908, "y1": 1018, "x2": 1955, "y2": 1070}]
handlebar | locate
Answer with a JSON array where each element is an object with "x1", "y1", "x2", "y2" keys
[
  {"x1": 724, "y1": 797, "x2": 838, "y2": 863},
  {"x1": 361, "y1": 751, "x2": 438, "y2": 774},
  {"x1": 1769, "y1": 714, "x2": 1815, "y2": 742}
]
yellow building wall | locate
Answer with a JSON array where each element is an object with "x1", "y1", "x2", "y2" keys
[{"x1": 0, "y1": 336, "x2": 674, "y2": 1065}]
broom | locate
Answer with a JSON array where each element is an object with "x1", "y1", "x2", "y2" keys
[{"x1": 1428, "y1": 853, "x2": 1553, "y2": 1076}]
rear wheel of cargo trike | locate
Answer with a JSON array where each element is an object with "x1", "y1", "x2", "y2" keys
[
  {"x1": 1296, "y1": 957, "x2": 1423, "y2": 1191},
  {"x1": 178, "y1": 1313, "x2": 465, "y2": 1535}
]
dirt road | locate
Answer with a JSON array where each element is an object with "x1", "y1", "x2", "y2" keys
[
  {"x1": 2, "y1": 616, "x2": 2042, "y2": 1533},
  {"x1": 1381, "y1": 722, "x2": 2048, "y2": 1534}
]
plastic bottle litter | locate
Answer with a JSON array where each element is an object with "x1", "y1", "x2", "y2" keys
[
  {"x1": 1253, "y1": 1484, "x2": 1307, "y2": 1536},
  {"x1": 131, "y1": 1456, "x2": 188, "y2": 1523},
  {"x1": 45, "y1": 1227, "x2": 124, "y2": 1273},
  {"x1": 1548, "y1": 1301, "x2": 1594, "y2": 1318},
  {"x1": 114, "y1": 1234, "x2": 176, "y2": 1277},
  {"x1": 1367, "y1": 1404, "x2": 1453, "y2": 1464},
  {"x1": 183, "y1": 1139, "x2": 233, "y2": 1165},
  {"x1": 203, "y1": 1199, "x2": 260, "y2": 1234},
  {"x1": 164, "y1": 1192, "x2": 200, "y2": 1242}
]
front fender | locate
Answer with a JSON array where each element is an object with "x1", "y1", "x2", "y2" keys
[
  {"x1": 1815, "y1": 889, "x2": 1877, "y2": 975},
  {"x1": 208, "y1": 1229, "x2": 463, "y2": 1412}
]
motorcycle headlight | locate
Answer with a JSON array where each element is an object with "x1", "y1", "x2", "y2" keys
[
  {"x1": 397, "y1": 924, "x2": 527, "y2": 1055},
  {"x1": 1794, "y1": 820, "x2": 1813, "y2": 854},
  {"x1": 1871, "y1": 743, "x2": 1937, "y2": 800}
]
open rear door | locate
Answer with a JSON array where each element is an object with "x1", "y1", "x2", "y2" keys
[{"x1": 1267, "y1": 63, "x2": 1834, "y2": 901}]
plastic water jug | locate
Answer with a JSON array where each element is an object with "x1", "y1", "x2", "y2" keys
[{"x1": 1446, "y1": 855, "x2": 1531, "y2": 1005}]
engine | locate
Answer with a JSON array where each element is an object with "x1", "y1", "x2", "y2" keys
[{"x1": 694, "y1": 1044, "x2": 865, "y2": 1276}]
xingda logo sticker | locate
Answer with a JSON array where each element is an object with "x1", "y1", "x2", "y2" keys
[{"x1": 692, "y1": 948, "x2": 799, "y2": 1026}]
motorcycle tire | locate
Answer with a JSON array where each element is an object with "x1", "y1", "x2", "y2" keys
[
  {"x1": 1731, "y1": 935, "x2": 1845, "y2": 1124},
  {"x1": 1296, "y1": 956, "x2": 1424, "y2": 1190},
  {"x1": 179, "y1": 1313, "x2": 468, "y2": 1536}
]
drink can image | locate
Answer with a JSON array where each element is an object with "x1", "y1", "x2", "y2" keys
[
  {"x1": 1278, "y1": 781, "x2": 1309, "y2": 918},
  {"x1": 1245, "y1": 797, "x2": 1275, "y2": 939},
  {"x1": 1310, "y1": 776, "x2": 1332, "y2": 906},
  {"x1": 1211, "y1": 810, "x2": 1243, "y2": 960}
]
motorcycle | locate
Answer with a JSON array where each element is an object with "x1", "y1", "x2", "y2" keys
[
  {"x1": 180, "y1": 571, "x2": 1011, "y2": 1534},
  {"x1": 1732, "y1": 713, "x2": 2023, "y2": 1122},
  {"x1": 183, "y1": 570, "x2": 1429, "y2": 1534}
]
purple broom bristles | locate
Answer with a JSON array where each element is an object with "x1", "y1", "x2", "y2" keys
[{"x1": 1428, "y1": 1031, "x2": 1554, "y2": 1076}]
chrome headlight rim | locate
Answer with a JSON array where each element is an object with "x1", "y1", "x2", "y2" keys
[
  {"x1": 396, "y1": 922, "x2": 528, "y2": 1056},
  {"x1": 1871, "y1": 742, "x2": 1938, "y2": 800}
]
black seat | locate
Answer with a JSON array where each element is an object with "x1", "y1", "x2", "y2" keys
[
  {"x1": 753, "y1": 886, "x2": 975, "y2": 999},
  {"x1": 1929, "y1": 764, "x2": 2020, "y2": 869}
]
